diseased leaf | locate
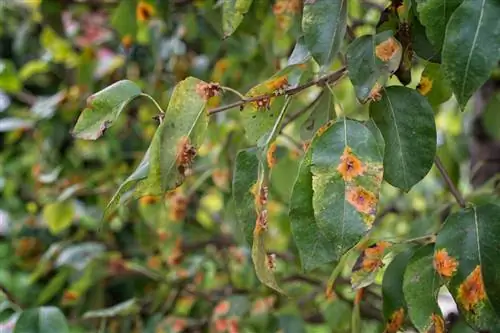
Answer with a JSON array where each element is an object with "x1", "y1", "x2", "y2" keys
[
  {"x1": 289, "y1": 149, "x2": 337, "y2": 271},
  {"x1": 55, "y1": 242, "x2": 105, "y2": 271},
  {"x1": 351, "y1": 241, "x2": 391, "y2": 289},
  {"x1": 403, "y1": 244, "x2": 444, "y2": 332},
  {"x1": 72, "y1": 80, "x2": 142, "y2": 140},
  {"x1": 434, "y1": 205, "x2": 500, "y2": 330},
  {"x1": 442, "y1": 0, "x2": 500, "y2": 108},
  {"x1": 370, "y1": 86, "x2": 436, "y2": 191},
  {"x1": 346, "y1": 31, "x2": 402, "y2": 103},
  {"x1": 415, "y1": 0, "x2": 463, "y2": 49},
  {"x1": 241, "y1": 65, "x2": 304, "y2": 144},
  {"x1": 222, "y1": 0, "x2": 253, "y2": 38},
  {"x1": 382, "y1": 248, "x2": 415, "y2": 333},
  {"x1": 302, "y1": 0, "x2": 347, "y2": 69},
  {"x1": 232, "y1": 148, "x2": 259, "y2": 246},
  {"x1": 14, "y1": 307, "x2": 69, "y2": 333},
  {"x1": 43, "y1": 201, "x2": 74, "y2": 235},
  {"x1": 417, "y1": 63, "x2": 453, "y2": 107},
  {"x1": 310, "y1": 120, "x2": 383, "y2": 265},
  {"x1": 300, "y1": 90, "x2": 335, "y2": 141},
  {"x1": 251, "y1": 229, "x2": 284, "y2": 294}
]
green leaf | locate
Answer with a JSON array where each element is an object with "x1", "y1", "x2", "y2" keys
[
  {"x1": 434, "y1": 205, "x2": 500, "y2": 330},
  {"x1": 251, "y1": 227, "x2": 284, "y2": 294},
  {"x1": 37, "y1": 268, "x2": 71, "y2": 305},
  {"x1": 14, "y1": 307, "x2": 69, "y2": 333},
  {"x1": 290, "y1": 120, "x2": 383, "y2": 268},
  {"x1": 148, "y1": 77, "x2": 208, "y2": 194},
  {"x1": 40, "y1": 28, "x2": 78, "y2": 66},
  {"x1": 40, "y1": 0, "x2": 65, "y2": 36},
  {"x1": 288, "y1": 36, "x2": 312, "y2": 66},
  {"x1": 222, "y1": 0, "x2": 253, "y2": 38},
  {"x1": 111, "y1": 0, "x2": 138, "y2": 38},
  {"x1": 0, "y1": 60, "x2": 21, "y2": 93},
  {"x1": 302, "y1": 0, "x2": 347, "y2": 69},
  {"x1": 382, "y1": 248, "x2": 415, "y2": 332},
  {"x1": 346, "y1": 31, "x2": 402, "y2": 103},
  {"x1": 370, "y1": 86, "x2": 436, "y2": 191},
  {"x1": 83, "y1": 299, "x2": 139, "y2": 319},
  {"x1": 241, "y1": 65, "x2": 304, "y2": 144},
  {"x1": 410, "y1": 11, "x2": 441, "y2": 63},
  {"x1": 481, "y1": 92, "x2": 500, "y2": 141},
  {"x1": 450, "y1": 318, "x2": 476, "y2": 333},
  {"x1": 403, "y1": 244, "x2": 444, "y2": 332},
  {"x1": 43, "y1": 201, "x2": 75, "y2": 235},
  {"x1": 72, "y1": 80, "x2": 142, "y2": 140},
  {"x1": 415, "y1": 0, "x2": 463, "y2": 48},
  {"x1": 442, "y1": 0, "x2": 500, "y2": 108},
  {"x1": 31, "y1": 91, "x2": 66, "y2": 119},
  {"x1": 418, "y1": 63, "x2": 453, "y2": 107},
  {"x1": 300, "y1": 90, "x2": 335, "y2": 141},
  {"x1": 232, "y1": 148, "x2": 259, "y2": 246},
  {"x1": 289, "y1": 149, "x2": 337, "y2": 271},
  {"x1": 19, "y1": 60, "x2": 49, "y2": 81}
]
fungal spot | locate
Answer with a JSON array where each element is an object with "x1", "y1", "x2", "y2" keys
[
  {"x1": 458, "y1": 265, "x2": 486, "y2": 312},
  {"x1": 139, "y1": 195, "x2": 160, "y2": 205},
  {"x1": 384, "y1": 308, "x2": 404, "y2": 333},
  {"x1": 346, "y1": 186, "x2": 377, "y2": 215},
  {"x1": 255, "y1": 210, "x2": 268, "y2": 234},
  {"x1": 176, "y1": 136, "x2": 197, "y2": 176},
  {"x1": 375, "y1": 37, "x2": 400, "y2": 62},
  {"x1": 267, "y1": 142, "x2": 277, "y2": 168},
  {"x1": 266, "y1": 253, "x2": 276, "y2": 271},
  {"x1": 196, "y1": 81, "x2": 221, "y2": 100},
  {"x1": 337, "y1": 147, "x2": 365, "y2": 181},
  {"x1": 429, "y1": 313, "x2": 445, "y2": 333},
  {"x1": 433, "y1": 249, "x2": 458, "y2": 278},
  {"x1": 136, "y1": 1, "x2": 155, "y2": 22},
  {"x1": 417, "y1": 76, "x2": 433, "y2": 96},
  {"x1": 368, "y1": 82, "x2": 383, "y2": 102},
  {"x1": 316, "y1": 120, "x2": 334, "y2": 137},
  {"x1": 214, "y1": 300, "x2": 230, "y2": 317},
  {"x1": 354, "y1": 241, "x2": 391, "y2": 273}
]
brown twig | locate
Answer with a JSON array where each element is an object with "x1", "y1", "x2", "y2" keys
[
  {"x1": 434, "y1": 156, "x2": 466, "y2": 208},
  {"x1": 207, "y1": 67, "x2": 347, "y2": 115}
]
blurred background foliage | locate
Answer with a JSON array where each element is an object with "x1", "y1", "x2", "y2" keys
[{"x1": 0, "y1": 0, "x2": 494, "y2": 332}]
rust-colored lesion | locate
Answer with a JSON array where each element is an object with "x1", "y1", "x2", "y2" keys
[
  {"x1": 196, "y1": 81, "x2": 221, "y2": 100},
  {"x1": 346, "y1": 186, "x2": 377, "y2": 215},
  {"x1": 417, "y1": 76, "x2": 433, "y2": 96},
  {"x1": 267, "y1": 142, "x2": 277, "y2": 168},
  {"x1": 428, "y1": 313, "x2": 445, "y2": 333},
  {"x1": 316, "y1": 120, "x2": 334, "y2": 137},
  {"x1": 457, "y1": 265, "x2": 486, "y2": 312},
  {"x1": 368, "y1": 82, "x2": 383, "y2": 102},
  {"x1": 355, "y1": 241, "x2": 391, "y2": 273},
  {"x1": 383, "y1": 308, "x2": 405, "y2": 333},
  {"x1": 176, "y1": 136, "x2": 197, "y2": 176},
  {"x1": 433, "y1": 248, "x2": 458, "y2": 278},
  {"x1": 375, "y1": 37, "x2": 400, "y2": 62},
  {"x1": 136, "y1": 1, "x2": 155, "y2": 22},
  {"x1": 337, "y1": 147, "x2": 365, "y2": 181}
]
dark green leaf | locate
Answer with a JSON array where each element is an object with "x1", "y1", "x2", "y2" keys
[
  {"x1": 481, "y1": 92, "x2": 500, "y2": 141},
  {"x1": 14, "y1": 307, "x2": 69, "y2": 333},
  {"x1": 442, "y1": 0, "x2": 500, "y2": 108},
  {"x1": 403, "y1": 244, "x2": 444, "y2": 332},
  {"x1": 222, "y1": 0, "x2": 253, "y2": 38},
  {"x1": 300, "y1": 90, "x2": 335, "y2": 141},
  {"x1": 72, "y1": 80, "x2": 142, "y2": 140},
  {"x1": 410, "y1": 12, "x2": 441, "y2": 63},
  {"x1": 346, "y1": 31, "x2": 402, "y2": 103},
  {"x1": 382, "y1": 248, "x2": 415, "y2": 331},
  {"x1": 434, "y1": 205, "x2": 500, "y2": 330},
  {"x1": 302, "y1": 0, "x2": 347, "y2": 69},
  {"x1": 232, "y1": 148, "x2": 259, "y2": 246},
  {"x1": 370, "y1": 86, "x2": 436, "y2": 191},
  {"x1": 415, "y1": 0, "x2": 463, "y2": 48}
]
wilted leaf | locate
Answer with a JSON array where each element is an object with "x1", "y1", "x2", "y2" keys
[
  {"x1": 83, "y1": 299, "x2": 139, "y2": 319},
  {"x1": 72, "y1": 80, "x2": 142, "y2": 140},
  {"x1": 370, "y1": 86, "x2": 436, "y2": 191},
  {"x1": 403, "y1": 245, "x2": 444, "y2": 332},
  {"x1": 222, "y1": 0, "x2": 253, "y2": 38},
  {"x1": 442, "y1": 0, "x2": 500, "y2": 108},
  {"x1": 14, "y1": 307, "x2": 69, "y2": 333},
  {"x1": 346, "y1": 31, "x2": 402, "y2": 103},
  {"x1": 434, "y1": 205, "x2": 500, "y2": 330},
  {"x1": 43, "y1": 201, "x2": 75, "y2": 235},
  {"x1": 302, "y1": 0, "x2": 347, "y2": 69},
  {"x1": 232, "y1": 148, "x2": 259, "y2": 246}
]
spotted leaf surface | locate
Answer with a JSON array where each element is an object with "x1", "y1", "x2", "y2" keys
[
  {"x1": 351, "y1": 241, "x2": 392, "y2": 289},
  {"x1": 370, "y1": 86, "x2": 436, "y2": 191},
  {"x1": 402, "y1": 245, "x2": 444, "y2": 332},
  {"x1": 418, "y1": 63, "x2": 453, "y2": 107},
  {"x1": 435, "y1": 205, "x2": 500, "y2": 331}
]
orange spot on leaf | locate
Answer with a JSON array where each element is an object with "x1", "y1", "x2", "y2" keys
[
  {"x1": 375, "y1": 37, "x2": 400, "y2": 62},
  {"x1": 346, "y1": 186, "x2": 377, "y2": 215},
  {"x1": 136, "y1": 1, "x2": 155, "y2": 22},
  {"x1": 337, "y1": 147, "x2": 365, "y2": 181},
  {"x1": 458, "y1": 265, "x2": 486, "y2": 312},
  {"x1": 267, "y1": 142, "x2": 277, "y2": 168},
  {"x1": 384, "y1": 308, "x2": 405, "y2": 333},
  {"x1": 433, "y1": 249, "x2": 458, "y2": 278},
  {"x1": 214, "y1": 300, "x2": 231, "y2": 317},
  {"x1": 368, "y1": 82, "x2": 383, "y2": 101},
  {"x1": 429, "y1": 313, "x2": 445, "y2": 333},
  {"x1": 417, "y1": 76, "x2": 433, "y2": 96}
]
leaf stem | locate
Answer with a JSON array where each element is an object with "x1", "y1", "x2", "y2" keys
[
  {"x1": 220, "y1": 86, "x2": 246, "y2": 100},
  {"x1": 140, "y1": 93, "x2": 165, "y2": 114},
  {"x1": 207, "y1": 67, "x2": 347, "y2": 115},
  {"x1": 434, "y1": 156, "x2": 466, "y2": 208}
]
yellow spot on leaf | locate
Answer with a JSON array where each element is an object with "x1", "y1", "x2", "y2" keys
[
  {"x1": 433, "y1": 249, "x2": 458, "y2": 278},
  {"x1": 265, "y1": 76, "x2": 288, "y2": 92},
  {"x1": 316, "y1": 120, "x2": 334, "y2": 137},
  {"x1": 337, "y1": 147, "x2": 365, "y2": 181},
  {"x1": 358, "y1": 241, "x2": 391, "y2": 272},
  {"x1": 384, "y1": 308, "x2": 405, "y2": 333},
  {"x1": 429, "y1": 314, "x2": 445, "y2": 333},
  {"x1": 139, "y1": 195, "x2": 160, "y2": 205},
  {"x1": 347, "y1": 186, "x2": 377, "y2": 215},
  {"x1": 375, "y1": 37, "x2": 400, "y2": 62},
  {"x1": 267, "y1": 142, "x2": 277, "y2": 168},
  {"x1": 458, "y1": 265, "x2": 486, "y2": 312},
  {"x1": 417, "y1": 76, "x2": 433, "y2": 96},
  {"x1": 136, "y1": 1, "x2": 155, "y2": 22}
]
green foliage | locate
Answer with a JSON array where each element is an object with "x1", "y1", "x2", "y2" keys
[{"x1": 2, "y1": 0, "x2": 500, "y2": 332}]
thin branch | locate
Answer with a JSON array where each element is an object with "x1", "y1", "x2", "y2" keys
[
  {"x1": 434, "y1": 156, "x2": 466, "y2": 208},
  {"x1": 207, "y1": 67, "x2": 347, "y2": 115}
]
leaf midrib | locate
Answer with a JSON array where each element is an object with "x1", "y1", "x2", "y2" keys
[{"x1": 323, "y1": 0, "x2": 346, "y2": 66}]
